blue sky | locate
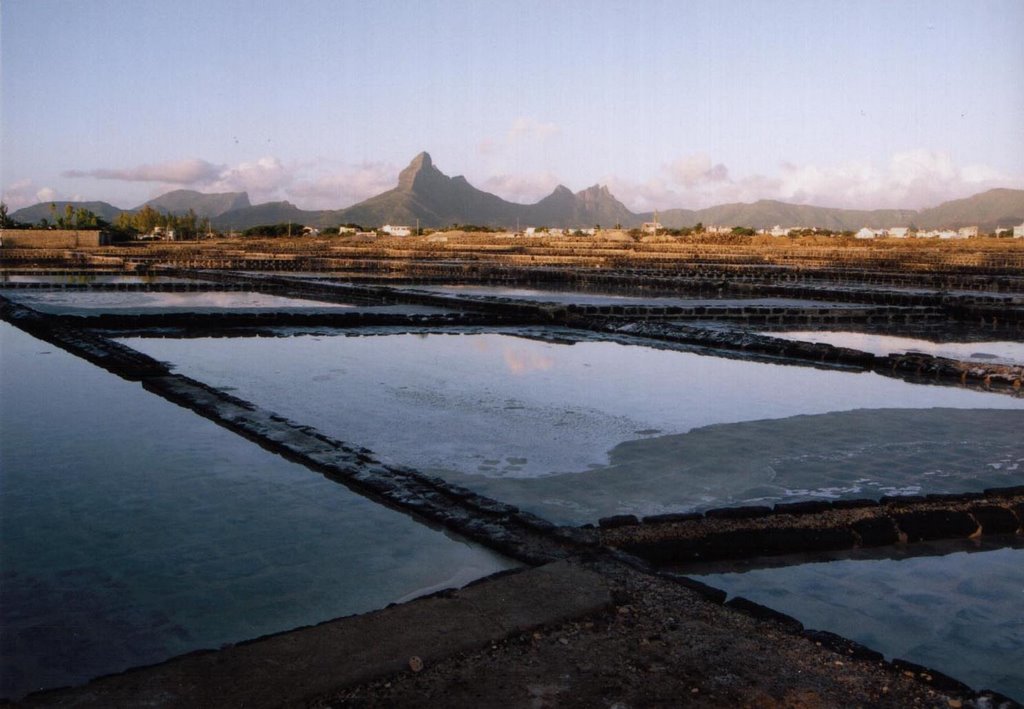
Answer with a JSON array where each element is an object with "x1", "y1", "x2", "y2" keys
[{"x1": 2, "y1": 0, "x2": 1022, "y2": 212}]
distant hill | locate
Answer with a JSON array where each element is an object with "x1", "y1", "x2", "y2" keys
[
  {"x1": 651, "y1": 201, "x2": 918, "y2": 231},
  {"x1": 214, "y1": 201, "x2": 327, "y2": 231},
  {"x1": 138, "y1": 189, "x2": 251, "y2": 218},
  {"x1": 9, "y1": 153, "x2": 1024, "y2": 233},
  {"x1": 10, "y1": 200, "x2": 122, "y2": 225},
  {"x1": 915, "y1": 188, "x2": 1024, "y2": 230}
]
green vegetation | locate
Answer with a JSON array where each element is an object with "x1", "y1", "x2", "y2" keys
[
  {"x1": 0, "y1": 202, "x2": 23, "y2": 228},
  {"x1": 43, "y1": 202, "x2": 104, "y2": 229},
  {"x1": 242, "y1": 223, "x2": 301, "y2": 237},
  {"x1": 114, "y1": 206, "x2": 203, "y2": 239},
  {"x1": 438, "y1": 224, "x2": 500, "y2": 233}
]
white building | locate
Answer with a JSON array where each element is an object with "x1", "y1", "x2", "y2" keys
[
  {"x1": 888, "y1": 227, "x2": 909, "y2": 238},
  {"x1": 641, "y1": 221, "x2": 663, "y2": 234},
  {"x1": 381, "y1": 224, "x2": 412, "y2": 237},
  {"x1": 937, "y1": 230, "x2": 961, "y2": 239},
  {"x1": 769, "y1": 225, "x2": 792, "y2": 237},
  {"x1": 301, "y1": 226, "x2": 320, "y2": 237},
  {"x1": 1014, "y1": 223, "x2": 1024, "y2": 238},
  {"x1": 958, "y1": 226, "x2": 978, "y2": 239},
  {"x1": 337, "y1": 226, "x2": 357, "y2": 234},
  {"x1": 854, "y1": 227, "x2": 877, "y2": 239}
]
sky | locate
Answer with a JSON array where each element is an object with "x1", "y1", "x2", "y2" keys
[{"x1": 2, "y1": 0, "x2": 1023, "y2": 213}]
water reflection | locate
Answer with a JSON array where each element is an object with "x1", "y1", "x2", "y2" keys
[
  {"x1": 121, "y1": 332, "x2": 1024, "y2": 524},
  {"x1": 399, "y1": 284, "x2": 855, "y2": 308},
  {"x1": 5, "y1": 290, "x2": 359, "y2": 314},
  {"x1": 692, "y1": 545, "x2": 1024, "y2": 701},
  {"x1": 0, "y1": 274, "x2": 194, "y2": 285}
]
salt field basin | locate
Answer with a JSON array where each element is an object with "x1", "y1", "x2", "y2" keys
[
  {"x1": 3, "y1": 291, "x2": 452, "y2": 316},
  {"x1": 0, "y1": 274, "x2": 198, "y2": 285},
  {"x1": 691, "y1": 543, "x2": 1024, "y2": 701},
  {"x1": 0, "y1": 323, "x2": 515, "y2": 700},
  {"x1": 764, "y1": 330, "x2": 1024, "y2": 365},
  {"x1": 121, "y1": 330, "x2": 1024, "y2": 525},
  {"x1": 394, "y1": 284, "x2": 866, "y2": 309}
]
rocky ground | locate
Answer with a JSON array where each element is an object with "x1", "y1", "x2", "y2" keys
[{"x1": 311, "y1": 559, "x2": 997, "y2": 709}]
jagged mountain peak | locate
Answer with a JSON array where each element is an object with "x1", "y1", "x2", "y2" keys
[
  {"x1": 576, "y1": 184, "x2": 617, "y2": 204},
  {"x1": 397, "y1": 151, "x2": 441, "y2": 191}
]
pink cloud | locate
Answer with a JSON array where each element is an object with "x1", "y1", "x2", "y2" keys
[{"x1": 63, "y1": 158, "x2": 224, "y2": 184}]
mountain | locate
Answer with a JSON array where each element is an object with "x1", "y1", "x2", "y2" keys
[
  {"x1": 214, "y1": 201, "x2": 328, "y2": 231},
  {"x1": 139, "y1": 189, "x2": 251, "y2": 218},
  {"x1": 335, "y1": 152, "x2": 520, "y2": 227},
  {"x1": 9, "y1": 153, "x2": 1024, "y2": 232},
  {"x1": 9, "y1": 200, "x2": 123, "y2": 225},
  {"x1": 651, "y1": 201, "x2": 917, "y2": 231},
  {"x1": 331, "y1": 153, "x2": 639, "y2": 229},
  {"x1": 916, "y1": 188, "x2": 1024, "y2": 230},
  {"x1": 532, "y1": 184, "x2": 636, "y2": 228}
]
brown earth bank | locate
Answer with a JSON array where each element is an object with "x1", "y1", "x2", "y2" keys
[{"x1": 3, "y1": 233, "x2": 1024, "y2": 274}]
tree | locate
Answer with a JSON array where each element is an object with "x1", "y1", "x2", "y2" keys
[
  {"x1": 180, "y1": 205, "x2": 197, "y2": 239},
  {"x1": 74, "y1": 207, "x2": 98, "y2": 228},
  {"x1": 0, "y1": 201, "x2": 10, "y2": 228},
  {"x1": 134, "y1": 205, "x2": 161, "y2": 234}
]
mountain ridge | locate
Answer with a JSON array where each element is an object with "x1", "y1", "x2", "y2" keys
[{"x1": 9, "y1": 152, "x2": 1024, "y2": 232}]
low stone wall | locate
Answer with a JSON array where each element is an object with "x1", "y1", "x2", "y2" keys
[
  {"x1": 607, "y1": 320, "x2": 1024, "y2": 393},
  {"x1": 1, "y1": 230, "x2": 111, "y2": 248},
  {"x1": 599, "y1": 488, "x2": 1024, "y2": 565}
]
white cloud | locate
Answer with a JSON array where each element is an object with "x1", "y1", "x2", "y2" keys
[
  {"x1": 482, "y1": 171, "x2": 562, "y2": 204},
  {"x1": 606, "y1": 150, "x2": 1022, "y2": 212},
  {"x1": 61, "y1": 156, "x2": 299, "y2": 205},
  {"x1": 36, "y1": 187, "x2": 59, "y2": 202},
  {"x1": 507, "y1": 117, "x2": 560, "y2": 143},
  {"x1": 1, "y1": 180, "x2": 64, "y2": 210},
  {"x1": 208, "y1": 157, "x2": 293, "y2": 202},
  {"x1": 665, "y1": 154, "x2": 729, "y2": 187},
  {"x1": 63, "y1": 158, "x2": 224, "y2": 184},
  {"x1": 287, "y1": 162, "x2": 397, "y2": 210}
]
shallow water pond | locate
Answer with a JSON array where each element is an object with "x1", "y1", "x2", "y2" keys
[
  {"x1": 121, "y1": 331, "x2": 1024, "y2": 525},
  {"x1": 4, "y1": 290, "x2": 359, "y2": 314},
  {"x1": 0, "y1": 323, "x2": 514, "y2": 700},
  {"x1": 0, "y1": 274, "x2": 196, "y2": 285},
  {"x1": 397, "y1": 284, "x2": 861, "y2": 309},
  {"x1": 4, "y1": 291, "x2": 452, "y2": 316},
  {"x1": 691, "y1": 544, "x2": 1024, "y2": 701}
]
